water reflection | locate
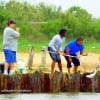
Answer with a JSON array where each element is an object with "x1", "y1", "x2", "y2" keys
[{"x1": 0, "y1": 93, "x2": 100, "y2": 100}]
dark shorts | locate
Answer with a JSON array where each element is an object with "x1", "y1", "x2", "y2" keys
[
  {"x1": 3, "y1": 49, "x2": 16, "y2": 63},
  {"x1": 64, "y1": 54, "x2": 80, "y2": 68},
  {"x1": 48, "y1": 47, "x2": 61, "y2": 63}
]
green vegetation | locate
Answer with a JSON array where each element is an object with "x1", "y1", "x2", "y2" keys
[
  {"x1": 85, "y1": 41, "x2": 100, "y2": 53},
  {"x1": 0, "y1": 0, "x2": 100, "y2": 53}
]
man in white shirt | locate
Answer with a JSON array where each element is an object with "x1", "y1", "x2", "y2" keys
[
  {"x1": 48, "y1": 29, "x2": 67, "y2": 75},
  {"x1": 3, "y1": 20, "x2": 20, "y2": 75}
]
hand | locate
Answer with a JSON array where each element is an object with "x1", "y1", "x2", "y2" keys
[
  {"x1": 16, "y1": 27, "x2": 20, "y2": 32},
  {"x1": 16, "y1": 27, "x2": 20, "y2": 37},
  {"x1": 60, "y1": 51, "x2": 64, "y2": 55},
  {"x1": 83, "y1": 52, "x2": 88, "y2": 56},
  {"x1": 85, "y1": 52, "x2": 88, "y2": 56},
  {"x1": 56, "y1": 51, "x2": 60, "y2": 55}
]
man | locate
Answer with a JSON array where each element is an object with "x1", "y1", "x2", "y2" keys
[
  {"x1": 64, "y1": 37, "x2": 87, "y2": 74},
  {"x1": 48, "y1": 29, "x2": 67, "y2": 75},
  {"x1": 3, "y1": 20, "x2": 20, "y2": 75}
]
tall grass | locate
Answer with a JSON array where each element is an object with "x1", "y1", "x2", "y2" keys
[
  {"x1": 17, "y1": 39, "x2": 49, "y2": 52},
  {"x1": 85, "y1": 41, "x2": 100, "y2": 53},
  {"x1": 0, "y1": 38, "x2": 100, "y2": 53},
  {"x1": 16, "y1": 39, "x2": 100, "y2": 53}
]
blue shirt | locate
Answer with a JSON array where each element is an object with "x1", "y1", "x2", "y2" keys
[{"x1": 64, "y1": 40, "x2": 84, "y2": 55}]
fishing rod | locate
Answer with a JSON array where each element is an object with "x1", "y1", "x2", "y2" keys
[
  {"x1": 41, "y1": 49, "x2": 78, "y2": 58},
  {"x1": 42, "y1": 49, "x2": 100, "y2": 78}
]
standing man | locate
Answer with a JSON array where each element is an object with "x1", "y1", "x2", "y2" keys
[
  {"x1": 3, "y1": 20, "x2": 20, "y2": 75},
  {"x1": 48, "y1": 29, "x2": 67, "y2": 75},
  {"x1": 64, "y1": 37, "x2": 87, "y2": 74}
]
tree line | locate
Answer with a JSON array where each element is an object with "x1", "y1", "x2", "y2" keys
[{"x1": 0, "y1": 0, "x2": 100, "y2": 42}]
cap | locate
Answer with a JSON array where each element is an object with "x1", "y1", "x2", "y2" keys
[{"x1": 8, "y1": 20, "x2": 16, "y2": 25}]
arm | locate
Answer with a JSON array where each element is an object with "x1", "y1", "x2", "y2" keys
[
  {"x1": 80, "y1": 51, "x2": 88, "y2": 56},
  {"x1": 59, "y1": 37, "x2": 65, "y2": 54},
  {"x1": 49, "y1": 35, "x2": 58, "y2": 51},
  {"x1": 80, "y1": 45, "x2": 87, "y2": 56},
  {"x1": 15, "y1": 27, "x2": 20, "y2": 37},
  {"x1": 11, "y1": 27, "x2": 20, "y2": 38},
  {"x1": 65, "y1": 48, "x2": 72, "y2": 62}
]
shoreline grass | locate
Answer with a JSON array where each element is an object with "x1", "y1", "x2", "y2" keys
[{"x1": 0, "y1": 39, "x2": 100, "y2": 53}]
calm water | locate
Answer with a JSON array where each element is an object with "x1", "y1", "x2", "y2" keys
[{"x1": 0, "y1": 93, "x2": 100, "y2": 100}]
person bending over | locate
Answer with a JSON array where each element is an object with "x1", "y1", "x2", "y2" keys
[
  {"x1": 48, "y1": 29, "x2": 67, "y2": 75},
  {"x1": 64, "y1": 37, "x2": 87, "y2": 74}
]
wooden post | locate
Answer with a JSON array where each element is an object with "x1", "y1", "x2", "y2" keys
[
  {"x1": 69, "y1": 73, "x2": 80, "y2": 92},
  {"x1": 0, "y1": 72, "x2": 100, "y2": 93},
  {"x1": 98, "y1": 76, "x2": 100, "y2": 92},
  {"x1": 60, "y1": 73, "x2": 69, "y2": 92},
  {"x1": 10, "y1": 74, "x2": 20, "y2": 91},
  {"x1": 91, "y1": 76, "x2": 99, "y2": 92},
  {"x1": 50, "y1": 71, "x2": 63, "y2": 92},
  {"x1": 43, "y1": 73, "x2": 50, "y2": 92},
  {"x1": 29, "y1": 71, "x2": 41, "y2": 93},
  {"x1": 41, "y1": 46, "x2": 46, "y2": 67},
  {"x1": 27, "y1": 46, "x2": 34, "y2": 69},
  {"x1": 80, "y1": 73, "x2": 92, "y2": 92}
]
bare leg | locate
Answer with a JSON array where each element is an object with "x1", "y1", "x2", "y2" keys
[
  {"x1": 4, "y1": 62, "x2": 9, "y2": 75},
  {"x1": 58, "y1": 62, "x2": 62, "y2": 72},
  {"x1": 67, "y1": 67, "x2": 72, "y2": 79},
  {"x1": 51, "y1": 60, "x2": 56, "y2": 76},
  {"x1": 10, "y1": 63, "x2": 15, "y2": 70},
  {"x1": 74, "y1": 66, "x2": 78, "y2": 73},
  {"x1": 9, "y1": 63, "x2": 15, "y2": 74},
  {"x1": 67, "y1": 68, "x2": 71, "y2": 74},
  {"x1": 4, "y1": 63, "x2": 9, "y2": 70}
]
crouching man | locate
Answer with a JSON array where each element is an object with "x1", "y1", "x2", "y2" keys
[{"x1": 64, "y1": 37, "x2": 87, "y2": 74}]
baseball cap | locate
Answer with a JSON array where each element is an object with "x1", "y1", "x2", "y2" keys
[{"x1": 8, "y1": 20, "x2": 16, "y2": 24}]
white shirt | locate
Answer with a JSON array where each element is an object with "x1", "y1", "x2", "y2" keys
[
  {"x1": 3, "y1": 27, "x2": 19, "y2": 51},
  {"x1": 48, "y1": 34, "x2": 65, "y2": 51}
]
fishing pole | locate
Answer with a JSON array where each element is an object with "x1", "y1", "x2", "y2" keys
[{"x1": 41, "y1": 49, "x2": 78, "y2": 58}]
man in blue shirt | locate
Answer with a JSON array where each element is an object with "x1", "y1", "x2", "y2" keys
[{"x1": 64, "y1": 37, "x2": 87, "y2": 74}]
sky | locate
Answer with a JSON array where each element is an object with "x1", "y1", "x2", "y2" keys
[{"x1": 3, "y1": 0, "x2": 100, "y2": 18}]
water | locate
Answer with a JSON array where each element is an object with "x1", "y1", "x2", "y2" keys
[{"x1": 0, "y1": 93, "x2": 100, "y2": 100}]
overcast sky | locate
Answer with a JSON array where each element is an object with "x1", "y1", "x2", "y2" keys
[{"x1": 3, "y1": 0, "x2": 100, "y2": 18}]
